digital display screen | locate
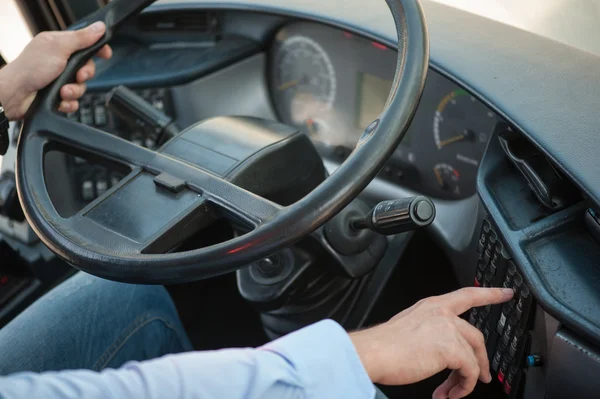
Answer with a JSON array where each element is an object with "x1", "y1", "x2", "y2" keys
[
  {"x1": 356, "y1": 72, "x2": 392, "y2": 129},
  {"x1": 356, "y1": 72, "x2": 411, "y2": 146}
]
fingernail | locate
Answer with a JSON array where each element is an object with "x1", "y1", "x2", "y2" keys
[
  {"x1": 502, "y1": 288, "x2": 515, "y2": 297},
  {"x1": 65, "y1": 88, "x2": 73, "y2": 98},
  {"x1": 61, "y1": 103, "x2": 70, "y2": 112},
  {"x1": 89, "y1": 21, "x2": 105, "y2": 33},
  {"x1": 82, "y1": 72, "x2": 90, "y2": 80}
]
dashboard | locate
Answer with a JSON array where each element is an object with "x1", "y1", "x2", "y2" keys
[
  {"x1": 3, "y1": 1, "x2": 600, "y2": 398},
  {"x1": 66, "y1": 20, "x2": 501, "y2": 203},
  {"x1": 268, "y1": 22, "x2": 499, "y2": 200}
]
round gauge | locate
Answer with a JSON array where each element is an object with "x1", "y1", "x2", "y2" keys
[
  {"x1": 271, "y1": 35, "x2": 337, "y2": 137},
  {"x1": 433, "y1": 163, "x2": 462, "y2": 196},
  {"x1": 433, "y1": 89, "x2": 496, "y2": 154}
]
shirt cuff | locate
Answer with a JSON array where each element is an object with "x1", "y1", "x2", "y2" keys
[{"x1": 261, "y1": 319, "x2": 375, "y2": 398}]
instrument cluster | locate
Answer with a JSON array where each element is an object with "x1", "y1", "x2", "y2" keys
[{"x1": 269, "y1": 22, "x2": 500, "y2": 200}]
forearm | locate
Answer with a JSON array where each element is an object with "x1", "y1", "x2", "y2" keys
[
  {"x1": 0, "y1": 351, "x2": 302, "y2": 399},
  {"x1": 0, "y1": 320, "x2": 375, "y2": 399}
]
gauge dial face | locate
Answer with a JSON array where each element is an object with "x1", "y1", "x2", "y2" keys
[
  {"x1": 271, "y1": 35, "x2": 337, "y2": 139},
  {"x1": 433, "y1": 163, "x2": 462, "y2": 196},
  {"x1": 429, "y1": 89, "x2": 497, "y2": 198},
  {"x1": 433, "y1": 89, "x2": 496, "y2": 153}
]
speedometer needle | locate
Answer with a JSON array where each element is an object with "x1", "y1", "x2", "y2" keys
[
  {"x1": 438, "y1": 134, "x2": 465, "y2": 148},
  {"x1": 278, "y1": 79, "x2": 300, "y2": 91}
]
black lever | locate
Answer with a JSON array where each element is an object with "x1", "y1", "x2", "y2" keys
[
  {"x1": 351, "y1": 196, "x2": 435, "y2": 235},
  {"x1": 106, "y1": 85, "x2": 180, "y2": 146}
]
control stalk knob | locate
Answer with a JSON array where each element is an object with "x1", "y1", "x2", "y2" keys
[{"x1": 351, "y1": 196, "x2": 436, "y2": 236}]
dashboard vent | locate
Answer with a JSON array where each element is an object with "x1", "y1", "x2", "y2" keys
[{"x1": 138, "y1": 11, "x2": 220, "y2": 33}]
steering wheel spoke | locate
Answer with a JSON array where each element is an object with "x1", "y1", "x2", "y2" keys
[
  {"x1": 58, "y1": 169, "x2": 215, "y2": 255},
  {"x1": 33, "y1": 111, "x2": 156, "y2": 167},
  {"x1": 61, "y1": 161, "x2": 282, "y2": 257},
  {"x1": 147, "y1": 155, "x2": 283, "y2": 228}
]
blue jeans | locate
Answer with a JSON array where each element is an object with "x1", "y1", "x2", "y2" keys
[{"x1": 0, "y1": 272, "x2": 192, "y2": 374}]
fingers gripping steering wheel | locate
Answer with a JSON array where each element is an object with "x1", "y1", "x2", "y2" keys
[{"x1": 16, "y1": 0, "x2": 429, "y2": 284}]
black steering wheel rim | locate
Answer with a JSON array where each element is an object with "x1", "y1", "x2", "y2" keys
[{"x1": 15, "y1": 0, "x2": 429, "y2": 284}]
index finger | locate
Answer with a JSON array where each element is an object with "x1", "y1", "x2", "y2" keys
[{"x1": 440, "y1": 287, "x2": 514, "y2": 315}]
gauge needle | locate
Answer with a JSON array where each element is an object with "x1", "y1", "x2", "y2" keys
[
  {"x1": 438, "y1": 134, "x2": 465, "y2": 148},
  {"x1": 278, "y1": 79, "x2": 300, "y2": 91},
  {"x1": 434, "y1": 167, "x2": 444, "y2": 186},
  {"x1": 306, "y1": 119, "x2": 316, "y2": 136}
]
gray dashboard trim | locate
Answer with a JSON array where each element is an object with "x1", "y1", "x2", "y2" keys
[
  {"x1": 171, "y1": 53, "x2": 277, "y2": 129},
  {"x1": 151, "y1": 0, "x2": 600, "y2": 209},
  {"x1": 546, "y1": 328, "x2": 600, "y2": 399}
]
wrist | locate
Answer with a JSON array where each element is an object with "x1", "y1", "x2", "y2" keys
[
  {"x1": 349, "y1": 327, "x2": 385, "y2": 384},
  {"x1": 0, "y1": 64, "x2": 25, "y2": 121}
]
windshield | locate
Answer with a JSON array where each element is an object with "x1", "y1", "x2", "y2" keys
[
  {"x1": 0, "y1": 0, "x2": 32, "y2": 63},
  {"x1": 435, "y1": 0, "x2": 600, "y2": 56},
  {"x1": 1, "y1": 0, "x2": 599, "y2": 60}
]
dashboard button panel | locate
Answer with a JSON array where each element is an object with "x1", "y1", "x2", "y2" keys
[{"x1": 469, "y1": 216, "x2": 535, "y2": 398}]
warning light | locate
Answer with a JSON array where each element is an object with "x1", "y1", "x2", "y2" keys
[{"x1": 371, "y1": 42, "x2": 387, "y2": 50}]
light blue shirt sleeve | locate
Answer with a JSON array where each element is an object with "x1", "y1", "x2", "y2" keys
[{"x1": 0, "y1": 319, "x2": 375, "y2": 399}]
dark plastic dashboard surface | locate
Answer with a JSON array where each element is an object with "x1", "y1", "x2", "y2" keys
[
  {"x1": 478, "y1": 132, "x2": 600, "y2": 348},
  {"x1": 77, "y1": 9, "x2": 501, "y2": 201},
  {"x1": 88, "y1": 36, "x2": 260, "y2": 90},
  {"x1": 149, "y1": 0, "x2": 600, "y2": 210},
  {"x1": 146, "y1": 0, "x2": 600, "y2": 354},
  {"x1": 34, "y1": 0, "x2": 600, "y2": 355}
]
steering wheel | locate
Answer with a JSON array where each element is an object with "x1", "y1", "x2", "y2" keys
[{"x1": 15, "y1": 0, "x2": 428, "y2": 284}]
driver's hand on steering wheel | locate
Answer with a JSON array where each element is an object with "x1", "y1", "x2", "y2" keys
[
  {"x1": 0, "y1": 21, "x2": 112, "y2": 121},
  {"x1": 350, "y1": 287, "x2": 514, "y2": 399}
]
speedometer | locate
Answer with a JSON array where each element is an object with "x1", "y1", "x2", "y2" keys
[{"x1": 271, "y1": 35, "x2": 337, "y2": 141}]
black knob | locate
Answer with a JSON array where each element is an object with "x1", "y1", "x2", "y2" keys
[
  {"x1": 414, "y1": 200, "x2": 434, "y2": 222},
  {"x1": 0, "y1": 172, "x2": 24, "y2": 222},
  {"x1": 351, "y1": 196, "x2": 436, "y2": 236}
]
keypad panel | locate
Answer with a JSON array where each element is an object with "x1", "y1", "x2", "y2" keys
[{"x1": 471, "y1": 217, "x2": 535, "y2": 397}]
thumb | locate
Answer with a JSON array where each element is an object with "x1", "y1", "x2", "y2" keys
[{"x1": 63, "y1": 21, "x2": 107, "y2": 54}]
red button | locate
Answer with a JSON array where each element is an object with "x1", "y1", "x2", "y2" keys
[
  {"x1": 474, "y1": 279, "x2": 481, "y2": 287},
  {"x1": 498, "y1": 370, "x2": 505, "y2": 383},
  {"x1": 0, "y1": 276, "x2": 8, "y2": 285}
]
